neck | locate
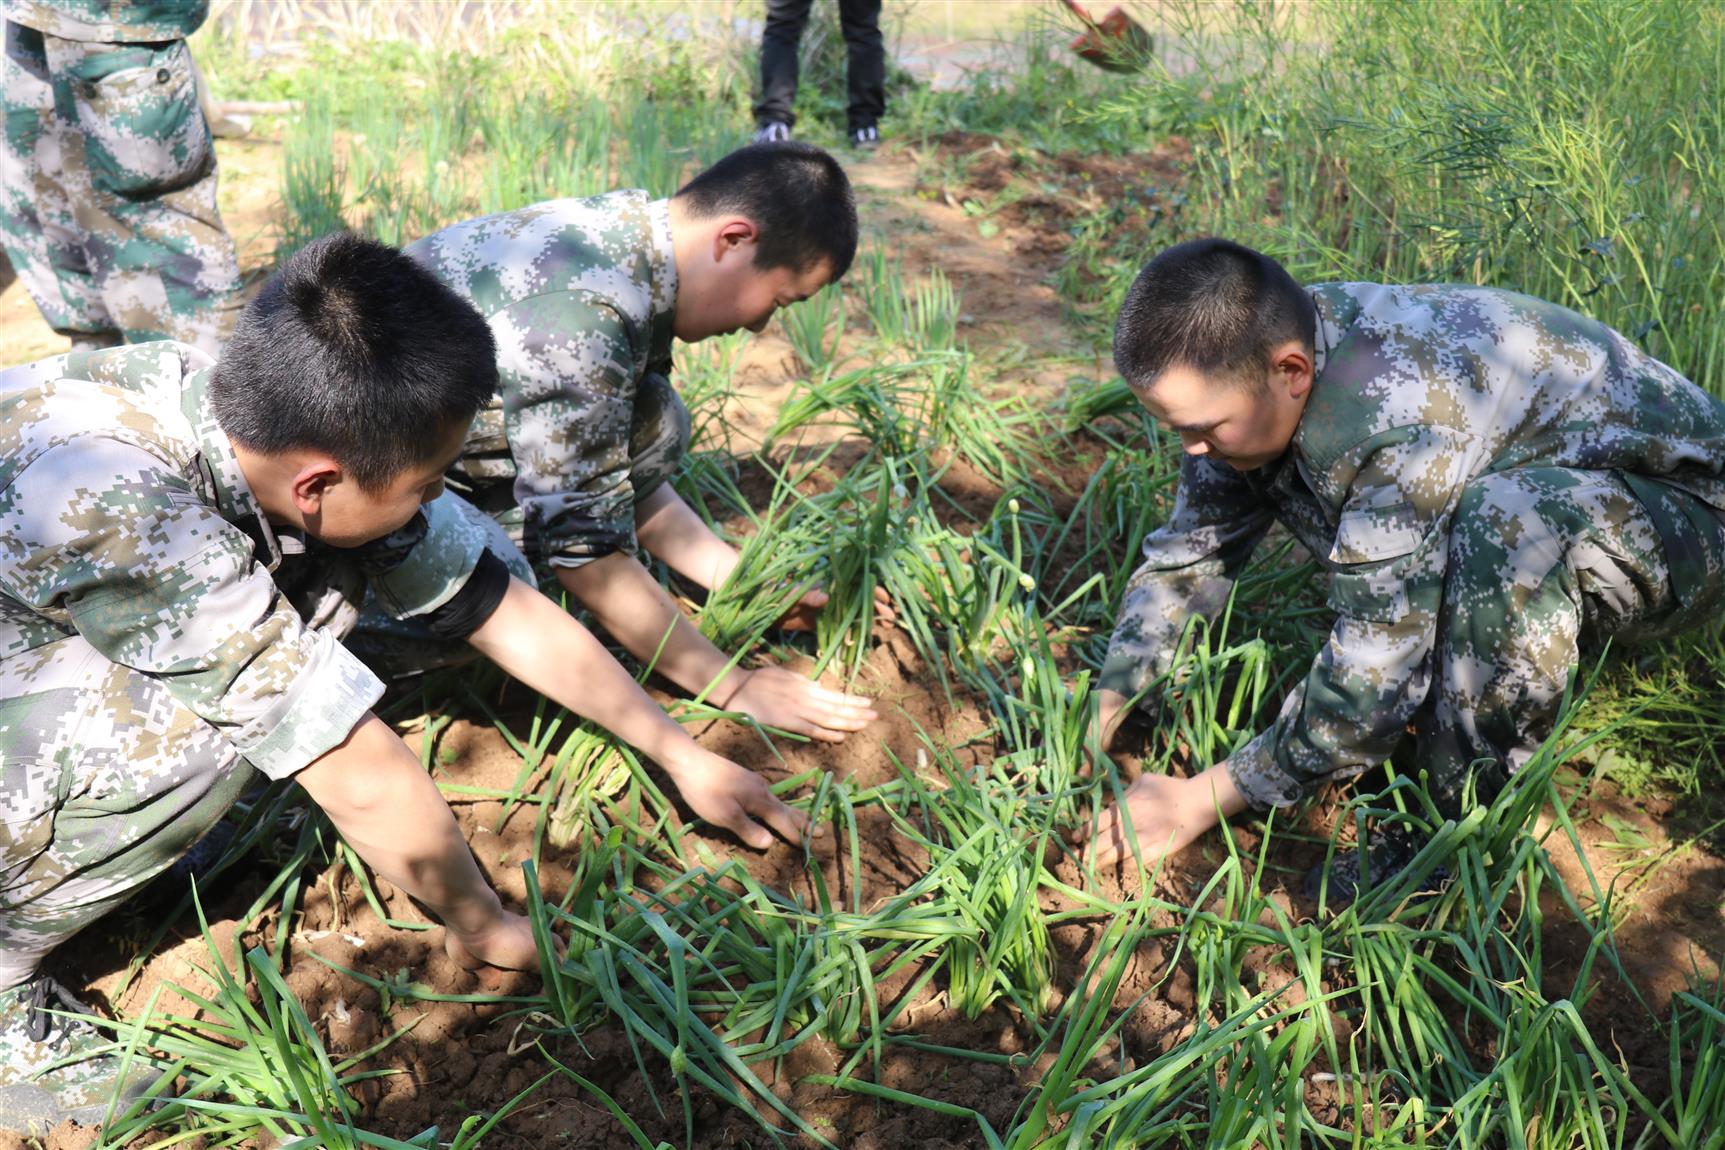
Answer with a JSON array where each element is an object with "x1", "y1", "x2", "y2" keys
[
  {"x1": 667, "y1": 197, "x2": 702, "y2": 304},
  {"x1": 229, "y1": 438, "x2": 303, "y2": 528}
]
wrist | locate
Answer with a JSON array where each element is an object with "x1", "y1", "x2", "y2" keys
[
  {"x1": 1094, "y1": 689, "x2": 1130, "y2": 749},
  {"x1": 660, "y1": 742, "x2": 725, "y2": 785},
  {"x1": 440, "y1": 888, "x2": 506, "y2": 936},
  {"x1": 707, "y1": 665, "x2": 751, "y2": 709}
]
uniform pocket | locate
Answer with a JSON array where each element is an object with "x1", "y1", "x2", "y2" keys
[
  {"x1": 1330, "y1": 500, "x2": 1425, "y2": 566},
  {"x1": 66, "y1": 38, "x2": 209, "y2": 197}
]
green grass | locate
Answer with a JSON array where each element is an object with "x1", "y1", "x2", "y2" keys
[{"x1": 1068, "y1": 0, "x2": 1725, "y2": 393}]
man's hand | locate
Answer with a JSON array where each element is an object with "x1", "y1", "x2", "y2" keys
[
  {"x1": 776, "y1": 585, "x2": 899, "y2": 632},
  {"x1": 664, "y1": 751, "x2": 813, "y2": 850},
  {"x1": 723, "y1": 665, "x2": 879, "y2": 743},
  {"x1": 1087, "y1": 762, "x2": 1248, "y2": 872},
  {"x1": 444, "y1": 907, "x2": 541, "y2": 972}
]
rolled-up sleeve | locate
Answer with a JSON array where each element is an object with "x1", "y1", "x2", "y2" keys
[
  {"x1": 354, "y1": 494, "x2": 487, "y2": 620},
  {"x1": 0, "y1": 438, "x2": 382, "y2": 780},
  {"x1": 495, "y1": 294, "x2": 642, "y2": 567},
  {"x1": 1099, "y1": 454, "x2": 1273, "y2": 701},
  {"x1": 1225, "y1": 427, "x2": 1473, "y2": 809}
]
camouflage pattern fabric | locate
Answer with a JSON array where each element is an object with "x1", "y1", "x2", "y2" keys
[
  {"x1": 403, "y1": 191, "x2": 684, "y2": 571},
  {"x1": 6, "y1": 0, "x2": 209, "y2": 43},
  {"x1": 1405, "y1": 467, "x2": 1725, "y2": 816},
  {"x1": 0, "y1": 342, "x2": 492, "y2": 989},
  {"x1": 1101, "y1": 283, "x2": 1725, "y2": 812},
  {"x1": 0, "y1": 974, "x2": 158, "y2": 1134},
  {"x1": 348, "y1": 490, "x2": 536, "y2": 678},
  {"x1": 0, "y1": 633, "x2": 256, "y2": 988},
  {"x1": 0, "y1": 9, "x2": 242, "y2": 356}
]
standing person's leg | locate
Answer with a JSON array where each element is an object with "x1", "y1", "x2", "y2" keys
[
  {"x1": 0, "y1": 21, "x2": 116, "y2": 347},
  {"x1": 1415, "y1": 468, "x2": 1725, "y2": 817},
  {"x1": 0, "y1": 637, "x2": 255, "y2": 1131},
  {"x1": 42, "y1": 33, "x2": 243, "y2": 357},
  {"x1": 755, "y1": 0, "x2": 816, "y2": 135},
  {"x1": 837, "y1": 0, "x2": 886, "y2": 141}
]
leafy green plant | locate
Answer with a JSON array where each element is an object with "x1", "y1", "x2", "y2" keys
[
  {"x1": 855, "y1": 250, "x2": 963, "y2": 355},
  {"x1": 779, "y1": 282, "x2": 847, "y2": 374}
]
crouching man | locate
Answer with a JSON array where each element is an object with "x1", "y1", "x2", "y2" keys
[
  {"x1": 403, "y1": 141, "x2": 886, "y2": 749},
  {"x1": 1087, "y1": 239, "x2": 1725, "y2": 893},
  {"x1": 0, "y1": 233, "x2": 808, "y2": 1133}
]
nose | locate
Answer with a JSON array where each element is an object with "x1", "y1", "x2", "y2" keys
[
  {"x1": 1179, "y1": 432, "x2": 1209, "y2": 456},
  {"x1": 421, "y1": 477, "x2": 446, "y2": 505},
  {"x1": 746, "y1": 314, "x2": 772, "y2": 334}
]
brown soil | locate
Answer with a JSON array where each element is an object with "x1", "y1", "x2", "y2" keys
[{"x1": 17, "y1": 136, "x2": 1725, "y2": 1150}]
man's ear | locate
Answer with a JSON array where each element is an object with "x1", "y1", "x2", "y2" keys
[
  {"x1": 290, "y1": 458, "x2": 343, "y2": 517},
  {"x1": 1269, "y1": 341, "x2": 1315, "y2": 399},
  {"x1": 712, "y1": 217, "x2": 759, "y2": 263}
]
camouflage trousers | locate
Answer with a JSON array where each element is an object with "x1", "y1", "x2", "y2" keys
[
  {"x1": 0, "y1": 636, "x2": 253, "y2": 990},
  {"x1": 1403, "y1": 468, "x2": 1724, "y2": 815},
  {"x1": 0, "y1": 22, "x2": 242, "y2": 355}
]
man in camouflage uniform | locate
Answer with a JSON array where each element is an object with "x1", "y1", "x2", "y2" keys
[
  {"x1": 1087, "y1": 238, "x2": 1725, "y2": 882},
  {"x1": 402, "y1": 141, "x2": 884, "y2": 746},
  {"x1": 0, "y1": 233, "x2": 812, "y2": 1135},
  {"x1": 0, "y1": 0, "x2": 243, "y2": 355}
]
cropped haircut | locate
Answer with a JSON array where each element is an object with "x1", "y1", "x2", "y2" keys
[
  {"x1": 210, "y1": 233, "x2": 498, "y2": 490},
  {"x1": 674, "y1": 141, "x2": 858, "y2": 279},
  {"x1": 1113, "y1": 238, "x2": 1315, "y2": 394}
]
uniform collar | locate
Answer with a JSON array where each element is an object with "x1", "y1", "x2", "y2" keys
[
  {"x1": 1309, "y1": 287, "x2": 1337, "y2": 382},
  {"x1": 182, "y1": 367, "x2": 287, "y2": 570},
  {"x1": 647, "y1": 197, "x2": 679, "y2": 363},
  {"x1": 1291, "y1": 289, "x2": 1340, "y2": 468}
]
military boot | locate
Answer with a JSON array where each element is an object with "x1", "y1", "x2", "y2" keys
[{"x1": 0, "y1": 975, "x2": 156, "y2": 1135}]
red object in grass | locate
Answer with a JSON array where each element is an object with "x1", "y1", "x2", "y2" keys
[{"x1": 1060, "y1": 0, "x2": 1152, "y2": 72}]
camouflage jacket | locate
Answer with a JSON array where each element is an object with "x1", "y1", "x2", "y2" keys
[
  {"x1": 3, "y1": 0, "x2": 207, "y2": 41},
  {"x1": 0, "y1": 343, "x2": 490, "y2": 780},
  {"x1": 404, "y1": 190, "x2": 679, "y2": 568},
  {"x1": 1101, "y1": 282, "x2": 1725, "y2": 808}
]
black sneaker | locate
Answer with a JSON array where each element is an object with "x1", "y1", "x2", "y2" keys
[
  {"x1": 0, "y1": 976, "x2": 157, "y2": 1135},
  {"x1": 754, "y1": 121, "x2": 791, "y2": 144},
  {"x1": 849, "y1": 124, "x2": 880, "y2": 149},
  {"x1": 1303, "y1": 826, "x2": 1449, "y2": 907}
]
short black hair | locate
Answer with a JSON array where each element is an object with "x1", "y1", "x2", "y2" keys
[
  {"x1": 674, "y1": 141, "x2": 858, "y2": 279},
  {"x1": 1113, "y1": 238, "x2": 1315, "y2": 393},
  {"x1": 211, "y1": 233, "x2": 497, "y2": 490}
]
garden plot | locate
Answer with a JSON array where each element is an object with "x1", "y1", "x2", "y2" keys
[{"x1": 6, "y1": 2, "x2": 1725, "y2": 1147}]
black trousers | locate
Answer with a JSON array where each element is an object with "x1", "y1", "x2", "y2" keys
[{"x1": 754, "y1": 0, "x2": 885, "y2": 132}]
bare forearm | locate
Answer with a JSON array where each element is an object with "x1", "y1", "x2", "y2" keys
[
  {"x1": 295, "y1": 714, "x2": 501, "y2": 933},
  {"x1": 554, "y1": 554, "x2": 741, "y2": 702},
  {"x1": 634, "y1": 485, "x2": 739, "y2": 591},
  {"x1": 469, "y1": 577, "x2": 727, "y2": 767},
  {"x1": 1197, "y1": 761, "x2": 1250, "y2": 821}
]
